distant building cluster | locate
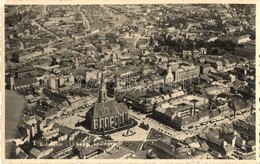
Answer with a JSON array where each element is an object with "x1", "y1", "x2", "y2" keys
[{"x1": 5, "y1": 4, "x2": 255, "y2": 160}]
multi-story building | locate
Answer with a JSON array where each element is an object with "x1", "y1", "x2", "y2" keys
[
  {"x1": 200, "y1": 64, "x2": 212, "y2": 74},
  {"x1": 12, "y1": 77, "x2": 39, "y2": 90},
  {"x1": 205, "y1": 58, "x2": 223, "y2": 71},
  {"x1": 47, "y1": 73, "x2": 74, "y2": 90},
  {"x1": 175, "y1": 65, "x2": 200, "y2": 81},
  {"x1": 15, "y1": 67, "x2": 38, "y2": 78},
  {"x1": 123, "y1": 90, "x2": 160, "y2": 113}
]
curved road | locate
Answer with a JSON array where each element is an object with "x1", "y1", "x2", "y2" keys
[{"x1": 77, "y1": 6, "x2": 91, "y2": 31}]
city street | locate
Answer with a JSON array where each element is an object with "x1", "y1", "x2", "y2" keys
[
  {"x1": 54, "y1": 107, "x2": 91, "y2": 132},
  {"x1": 128, "y1": 109, "x2": 183, "y2": 139},
  {"x1": 109, "y1": 125, "x2": 149, "y2": 141},
  {"x1": 128, "y1": 108, "x2": 253, "y2": 140}
]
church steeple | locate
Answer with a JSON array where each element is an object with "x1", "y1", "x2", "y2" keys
[
  {"x1": 165, "y1": 62, "x2": 174, "y2": 84},
  {"x1": 99, "y1": 70, "x2": 107, "y2": 103}
]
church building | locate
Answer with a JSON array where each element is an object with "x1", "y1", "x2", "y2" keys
[
  {"x1": 86, "y1": 70, "x2": 130, "y2": 132},
  {"x1": 164, "y1": 63, "x2": 174, "y2": 84}
]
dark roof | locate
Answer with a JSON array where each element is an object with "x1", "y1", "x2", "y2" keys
[
  {"x1": 175, "y1": 105, "x2": 193, "y2": 113},
  {"x1": 198, "y1": 111, "x2": 209, "y2": 118},
  {"x1": 53, "y1": 123, "x2": 74, "y2": 135},
  {"x1": 124, "y1": 90, "x2": 161, "y2": 102},
  {"x1": 57, "y1": 101, "x2": 70, "y2": 110},
  {"x1": 131, "y1": 150, "x2": 147, "y2": 159},
  {"x1": 17, "y1": 150, "x2": 28, "y2": 159},
  {"x1": 30, "y1": 148, "x2": 41, "y2": 157},
  {"x1": 184, "y1": 137, "x2": 195, "y2": 145},
  {"x1": 198, "y1": 133, "x2": 208, "y2": 141},
  {"x1": 205, "y1": 132, "x2": 223, "y2": 146},
  {"x1": 146, "y1": 90, "x2": 161, "y2": 97},
  {"x1": 35, "y1": 108, "x2": 58, "y2": 119},
  {"x1": 164, "y1": 109, "x2": 175, "y2": 118},
  {"x1": 209, "y1": 110, "x2": 220, "y2": 118},
  {"x1": 78, "y1": 146, "x2": 104, "y2": 157},
  {"x1": 52, "y1": 140, "x2": 72, "y2": 152},
  {"x1": 74, "y1": 133, "x2": 88, "y2": 143},
  {"x1": 155, "y1": 67, "x2": 167, "y2": 76},
  {"x1": 247, "y1": 113, "x2": 255, "y2": 125},
  {"x1": 191, "y1": 148, "x2": 207, "y2": 156},
  {"x1": 124, "y1": 93, "x2": 142, "y2": 103},
  {"x1": 90, "y1": 100, "x2": 128, "y2": 119},
  {"x1": 15, "y1": 67, "x2": 37, "y2": 73},
  {"x1": 223, "y1": 133, "x2": 235, "y2": 141},
  {"x1": 246, "y1": 140, "x2": 255, "y2": 147},
  {"x1": 211, "y1": 150, "x2": 221, "y2": 157},
  {"x1": 235, "y1": 136, "x2": 243, "y2": 148},
  {"x1": 14, "y1": 77, "x2": 38, "y2": 87},
  {"x1": 229, "y1": 98, "x2": 247, "y2": 110},
  {"x1": 17, "y1": 125, "x2": 29, "y2": 139}
]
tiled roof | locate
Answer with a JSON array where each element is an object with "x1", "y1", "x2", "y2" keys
[
  {"x1": 181, "y1": 115, "x2": 199, "y2": 126},
  {"x1": 53, "y1": 123, "x2": 74, "y2": 135},
  {"x1": 91, "y1": 100, "x2": 128, "y2": 119},
  {"x1": 205, "y1": 132, "x2": 223, "y2": 146},
  {"x1": 78, "y1": 146, "x2": 104, "y2": 157},
  {"x1": 74, "y1": 133, "x2": 88, "y2": 143}
]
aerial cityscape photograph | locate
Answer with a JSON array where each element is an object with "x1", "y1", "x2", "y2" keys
[{"x1": 4, "y1": 4, "x2": 256, "y2": 160}]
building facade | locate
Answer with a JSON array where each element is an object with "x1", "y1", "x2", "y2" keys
[{"x1": 175, "y1": 65, "x2": 200, "y2": 81}]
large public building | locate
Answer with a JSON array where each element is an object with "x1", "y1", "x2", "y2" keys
[{"x1": 86, "y1": 70, "x2": 130, "y2": 132}]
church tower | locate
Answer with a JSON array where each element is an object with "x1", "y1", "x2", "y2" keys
[
  {"x1": 164, "y1": 63, "x2": 174, "y2": 84},
  {"x1": 99, "y1": 70, "x2": 107, "y2": 103}
]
